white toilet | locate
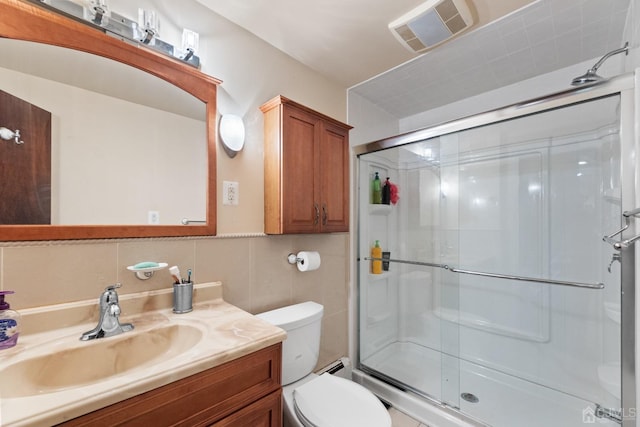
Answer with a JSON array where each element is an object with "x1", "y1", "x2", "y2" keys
[{"x1": 257, "y1": 301, "x2": 391, "y2": 427}]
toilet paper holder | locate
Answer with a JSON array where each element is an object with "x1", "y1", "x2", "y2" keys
[
  {"x1": 287, "y1": 251, "x2": 322, "y2": 272},
  {"x1": 287, "y1": 253, "x2": 303, "y2": 265}
]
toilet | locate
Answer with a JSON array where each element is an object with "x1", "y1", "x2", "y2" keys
[{"x1": 257, "y1": 301, "x2": 391, "y2": 427}]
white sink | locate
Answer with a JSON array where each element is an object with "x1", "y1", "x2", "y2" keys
[{"x1": 1, "y1": 323, "x2": 203, "y2": 398}]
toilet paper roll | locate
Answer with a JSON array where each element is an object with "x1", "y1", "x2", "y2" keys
[{"x1": 297, "y1": 251, "x2": 321, "y2": 272}]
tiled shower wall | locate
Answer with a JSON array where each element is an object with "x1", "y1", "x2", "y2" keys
[{"x1": 0, "y1": 233, "x2": 348, "y2": 369}]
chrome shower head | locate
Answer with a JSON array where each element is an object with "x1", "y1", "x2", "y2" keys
[
  {"x1": 571, "y1": 69, "x2": 606, "y2": 86},
  {"x1": 571, "y1": 42, "x2": 629, "y2": 87}
]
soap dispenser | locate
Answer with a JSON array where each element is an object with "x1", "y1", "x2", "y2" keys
[{"x1": 0, "y1": 291, "x2": 20, "y2": 350}]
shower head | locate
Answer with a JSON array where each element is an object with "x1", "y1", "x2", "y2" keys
[
  {"x1": 571, "y1": 68, "x2": 606, "y2": 86},
  {"x1": 571, "y1": 42, "x2": 629, "y2": 87}
]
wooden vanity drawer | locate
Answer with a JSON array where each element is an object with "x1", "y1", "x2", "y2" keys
[
  {"x1": 59, "y1": 343, "x2": 282, "y2": 427},
  {"x1": 211, "y1": 389, "x2": 282, "y2": 427}
]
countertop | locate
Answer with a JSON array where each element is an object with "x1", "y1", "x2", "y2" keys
[{"x1": 0, "y1": 282, "x2": 286, "y2": 426}]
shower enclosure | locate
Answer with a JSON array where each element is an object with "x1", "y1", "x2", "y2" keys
[{"x1": 355, "y1": 76, "x2": 636, "y2": 426}]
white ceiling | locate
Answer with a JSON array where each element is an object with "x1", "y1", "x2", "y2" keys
[
  {"x1": 194, "y1": 0, "x2": 536, "y2": 88},
  {"x1": 196, "y1": 0, "x2": 631, "y2": 118}
]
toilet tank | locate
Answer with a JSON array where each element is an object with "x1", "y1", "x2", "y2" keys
[{"x1": 256, "y1": 301, "x2": 323, "y2": 385}]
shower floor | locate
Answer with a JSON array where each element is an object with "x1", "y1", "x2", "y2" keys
[
  {"x1": 363, "y1": 341, "x2": 444, "y2": 400},
  {"x1": 361, "y1": 341, "x2": 617, "y2": 427}
]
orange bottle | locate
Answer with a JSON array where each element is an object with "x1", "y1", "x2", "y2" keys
[{"x1": 371, "y1": 240, "x2": 383, "y2": 274}]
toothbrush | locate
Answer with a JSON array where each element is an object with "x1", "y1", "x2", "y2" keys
[
  {"x1": 169, "y1": 265, "x2": 181, "y2": 284},
  {"x1": 187, "y1": 269, "x2": 192, "y2": 283}
]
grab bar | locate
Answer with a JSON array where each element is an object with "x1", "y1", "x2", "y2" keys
[{"x1": 364, "y1": 257, "x2": 604, "y2": 290}]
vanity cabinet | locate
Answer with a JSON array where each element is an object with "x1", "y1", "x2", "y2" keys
[
  {"x1": 261, "y1": 96, "x2": 352, "y2": 234},
  {"x1": 58, "y1": 344, "x2": 282, "y2": 427}
]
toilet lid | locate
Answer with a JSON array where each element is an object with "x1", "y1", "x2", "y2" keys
[{"x1": 293, "y1": 373, "x2": 391, "y2": 427}]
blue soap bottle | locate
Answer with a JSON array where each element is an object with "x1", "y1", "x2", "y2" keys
[{"x1": 0, "y1": 291, "x2": 21, "y2": 350}]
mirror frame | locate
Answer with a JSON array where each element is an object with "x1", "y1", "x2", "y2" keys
[{"x1": 0, "y1": 0, "x2": 219, "y2": 240}]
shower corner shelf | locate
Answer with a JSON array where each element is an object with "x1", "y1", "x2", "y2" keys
[{"x1": 368, "y1": 204, "x2": 393, "y2": 216}]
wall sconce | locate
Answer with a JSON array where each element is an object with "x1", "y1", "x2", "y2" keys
[
  {"x1": 219, "y1": 114, "x2": 245, "y2": 158},
  {"x1": 0, "y1": 127, "x2": 24, "y2": 145}
]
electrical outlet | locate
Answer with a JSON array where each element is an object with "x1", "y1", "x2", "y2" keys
[
  {"x1": 148, "y1": 210, "x2": 160, "y2": 224},
  {"x1": 223, "y1": 181, "x2": 239, "y2": 206}
]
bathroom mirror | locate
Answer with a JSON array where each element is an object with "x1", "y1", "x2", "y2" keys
[{"x1": 0, "y1": 0, "x2": 219, "y2": 240}]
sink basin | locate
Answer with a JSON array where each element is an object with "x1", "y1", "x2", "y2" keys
[{"x1": 1, "y1": 323, "x2": 203, "y2": 398}]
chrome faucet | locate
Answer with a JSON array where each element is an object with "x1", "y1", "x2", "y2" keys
[{"x1": 80, "y1": 283, "x2": 134, "y2": 341}]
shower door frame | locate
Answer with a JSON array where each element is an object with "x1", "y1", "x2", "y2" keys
[{"x1": 353, "y1": 72, "x2": 637, "y2": 426}]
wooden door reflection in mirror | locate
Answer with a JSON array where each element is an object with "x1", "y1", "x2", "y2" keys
[{"x1": 0, "y1": 89, "x2": 51, "y2": 224}]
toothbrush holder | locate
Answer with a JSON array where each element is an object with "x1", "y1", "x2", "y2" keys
[{"x1": 173, "y1": 282, "x2": 193, "y2": 313}]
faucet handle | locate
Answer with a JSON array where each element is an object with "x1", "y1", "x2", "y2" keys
[
  {"x1": 105, "y1": 283, "x2": 122, "y2": 292},
  {"x1": 100, "y1": 283, "x2": 122, "y2": 307}
]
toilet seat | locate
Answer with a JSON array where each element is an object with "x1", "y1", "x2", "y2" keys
[{"x1": 292, "y1": 373, "x2": 391, "y2": 427}]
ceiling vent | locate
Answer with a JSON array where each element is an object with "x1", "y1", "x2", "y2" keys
[{"x1": 389, "y1": 0, "x2": 474, "y2": 53}]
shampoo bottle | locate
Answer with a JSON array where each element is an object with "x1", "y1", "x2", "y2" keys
[
  {"x1": 382, "y1": 177, "x2": 391, "y2": 205},
  {"x1": 0, "y1": 291, "x2": 20, "y2": 350},
  {"x1": 372, "y1": 172, "x2": 382, "y2": 204},
  {"x1": 371, "y1": 240, "x2": 383, "y2": 274}
]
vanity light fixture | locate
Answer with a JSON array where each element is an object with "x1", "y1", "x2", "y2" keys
[
  {"x1": 133, "y1": 8, "x2": 172, "y2": 56},
  {"x1": 181, "y1": 28, "x2": 200, "y2": 65},
  {"x1": 82, "y1": 0, "x2": 109, "y2": 26},
  {"x1": 219, "y1": 114, "x2": 246, "y2": 158},
  {"x1": 137, "y1": 8, "x2": 159, "y2": 45},
  {"x1": 27, "y1": 0, "x2": 201, "y2": 67}
]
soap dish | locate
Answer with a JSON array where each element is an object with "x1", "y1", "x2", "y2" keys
[{"x1": 127, "y1": 262, "x2": 168, "y2": 280}]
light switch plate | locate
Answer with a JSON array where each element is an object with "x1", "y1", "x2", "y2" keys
[{"x1": 148, "y1": 210, "x2": 160, "y2": 224}]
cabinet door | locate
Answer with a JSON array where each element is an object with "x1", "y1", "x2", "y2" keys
[
  {"x1": 211, "y1": 389, "x2": 282, "y2": 427},
  {"x1": 319, "y1": 121, "x2": 349, "y2": 232},
  {"x1": 281, "y1": 105, "x2": 321, "y2": 233}
]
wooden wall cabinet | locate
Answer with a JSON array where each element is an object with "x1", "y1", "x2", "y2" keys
[
  {"x1": 261, "y1": 96, "x2": 352, "y2": 234},
  {"x1": 59, "y1": 344, "x2": 282, "y2": 427}
]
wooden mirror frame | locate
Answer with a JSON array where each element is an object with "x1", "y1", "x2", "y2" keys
[{"x1": 0, "y1": 0, "x2": 219, "y2": 240}]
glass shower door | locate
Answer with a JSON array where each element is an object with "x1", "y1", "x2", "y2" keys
[
  {"x1": 358, "y1": 140, "x2": 461, "y2": 406},
  {"x1": 449, "y1": 95, "x2": 623, "y2": 427},
  {"x1": 357, "y1": 93, "x2": 625, "y2": 426}
]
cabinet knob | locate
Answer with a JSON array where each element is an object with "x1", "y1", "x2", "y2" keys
[{"x1": 322, "y1": 204, "x2": 327, "y2": 226}]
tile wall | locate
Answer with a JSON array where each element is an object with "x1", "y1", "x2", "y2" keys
[{"x1": 0, "y1": 232, "x2": 349, "y2": 369}]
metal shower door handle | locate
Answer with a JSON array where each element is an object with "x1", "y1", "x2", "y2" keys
[{"x1": 603, "y1": 208, "x2": 640, "y2": 250}]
